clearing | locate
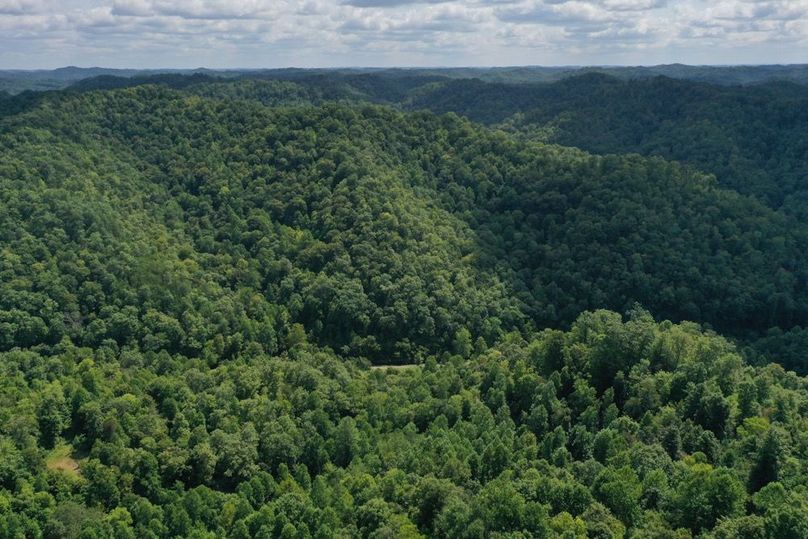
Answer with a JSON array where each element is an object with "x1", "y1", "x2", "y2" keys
[
  {"x1": 46, "y1": 444, "x2": 83, "y2": 478},
  {"x1": 369, "y1": 364, "x2": 420, "y2": 372}
]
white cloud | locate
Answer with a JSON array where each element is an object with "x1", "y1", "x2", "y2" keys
[
  {"x1": 111, "y1": 0, "x2": 285, "y2": 19},
  {"x1": 343, "y1": 0, "x2": 453, "y2": 6},
  {"x1": 0, "y1": 0, "x2": 53, "y2": 15},
  {"x1": 0, "y1": 0, "x2": 805, "y2": 68},
  {"x1": 598, "y1": 0, "x2": 666, "y2": 10}
]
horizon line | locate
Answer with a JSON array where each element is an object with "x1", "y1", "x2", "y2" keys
[{"x1": 3, "y1": 63, "x2": 808, "y2": 72}]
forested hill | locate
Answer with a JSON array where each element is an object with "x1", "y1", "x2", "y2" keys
[
  {"x1": 3, "y1": 85, "x2": 808, "y2": 364},
  {"x1": 59, "y1": 71, "x2": 808, "y2": 212},
  {"x1": 407, "y1": 74, "x2": 808, "y2": 211},
  {"x1": 2, "y1": 81, "x2": 808, "y2": 537}
]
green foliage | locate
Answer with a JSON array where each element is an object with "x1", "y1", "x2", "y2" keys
[
  {"x1": 412, "y1": 74, "x2": 808, "y2": 210},
  {"x1": 1, "y1": 78, "x2": 808, "y2": 537},
  {"x1": 668, "y1": 463, "x2": 746, "y2": 533},
  {"x1": 4, "y1": 84, "x2": 808, "y2": 368},
  {"x1": 0, "y1": 310, "x2": 804, "y2": 536}
]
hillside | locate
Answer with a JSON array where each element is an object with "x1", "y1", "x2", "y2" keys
[
  {"x1": 407, "y1": 75, "x2": 808, "y2": 211},
  {"x1": 1, "y1": 82, "x2": 808, "y2": 537},
  {"x1": 4, "y1": 86, "x2": 808, "y2": 361},
  {"x1": 62, "y1": 72, "x2": 808, "y2": 212}
]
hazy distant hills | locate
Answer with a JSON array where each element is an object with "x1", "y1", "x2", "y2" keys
[
  {"x1": 0, "y1": 66, "x2": 227, "y2": 93},
  {"x1": 2, "y1": 63, "x2": 808, "y2": 94}
]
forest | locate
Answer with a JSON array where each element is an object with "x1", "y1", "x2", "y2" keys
[{"x1": 1, "y1": 70, "x2": 807, "y2": 538}]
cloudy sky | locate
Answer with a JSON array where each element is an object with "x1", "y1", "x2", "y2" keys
[{"x1": 1, "y1": 0, "x2": 805, "y2": 69}]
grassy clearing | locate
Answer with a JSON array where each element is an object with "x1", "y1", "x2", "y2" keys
[
  {"x1": 369, "y1": 364, "x2": 420, "y2": 372},
  {"x1": 45, "y1": 444, "x2": 83, "y2": 478}
]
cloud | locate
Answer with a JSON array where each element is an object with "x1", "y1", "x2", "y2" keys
[
  {"x1": 0, "y1": 0, "x2": 50, "y2": 15},
  {"x1": 494, "y1": 0, "x2": 668, "y2": 34},
  {"x1": 598, "y1": 0, "x2": 666, "y2": 10},
  {"x1": 0, "y1": 0, "x2": 805, "y2": 68},
  {"x1": 111, "y1": 0, "x2": 283, "y2": 20},
  {"x1": 675, "y1": 0, "x2": 808, "y2": 46},
  {"x1": 497, "y1": 2, "x2": 616, "y2": 26},
  {"x1": 708, "y1": 0, "x2": 808, "y2": 22},
  {"x1": 342, "y1": 0, "x2": 452, "y2": 6}
]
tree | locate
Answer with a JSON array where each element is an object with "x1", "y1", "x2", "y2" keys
[
  {"x1": 476, "y1": 473, "x2": 528, "y2": 534},
  {"x1": 37, "y1": 382, "x2": 68, "y2": 449},
  {"x1": 592, "y1": 466, "x2": 642, "y2": 527},
  {"x1": 669, "y1": 464, "x2": 745, "y2": 533},
  {"x1": 333, "y1": 417, "x2": 360, "y2": 468},
  {"x1": 748, "y1": 429, "x2": 784, "y2": 493},
  {"x1": 452, "y1": 328, "x2": 473, "y2": 358}
]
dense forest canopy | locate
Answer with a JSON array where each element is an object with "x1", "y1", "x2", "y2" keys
[
  {"x1": 58, "y1": 70, "x2": 808, "y2": 211},
  {"x1": 3, "y1": 83, "x2": 808, "y2": 365},
  {"x1": 406, "y1": 75, "x2": 808, "y2": 211},
  {"x1": 1, "y1": 69, "x2": 808, "y2": 537}
]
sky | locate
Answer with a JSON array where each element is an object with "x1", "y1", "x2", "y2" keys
[{"x1": 0, "y1": 0, "x2": 806, "y2": 69}]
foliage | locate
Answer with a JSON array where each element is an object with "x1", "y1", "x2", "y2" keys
[
  {"x1": 2, "y1": 77, "x2": 808, "y2": 537},
  {"x1": 0, "y1": 310, "x2": 805, "y2": 536}
]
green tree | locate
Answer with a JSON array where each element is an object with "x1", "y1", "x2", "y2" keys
[{"x1": 669, "y1": 464, "x2": 745, "y2": 533}]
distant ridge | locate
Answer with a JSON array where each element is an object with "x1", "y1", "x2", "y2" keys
[{"x1": 2, "y1": 64, "x2": 808, "y2": 94}]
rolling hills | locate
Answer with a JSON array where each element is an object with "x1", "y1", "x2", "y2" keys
[{"x1": 1, "y1": 74, "x2": 808, "y2": 537}]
